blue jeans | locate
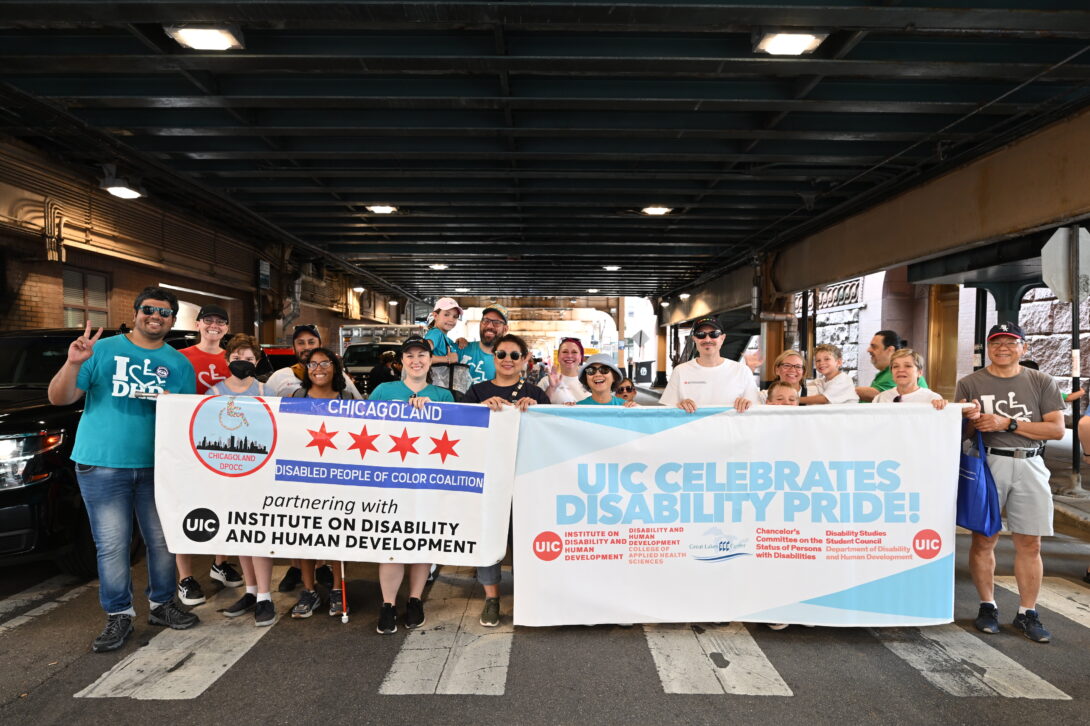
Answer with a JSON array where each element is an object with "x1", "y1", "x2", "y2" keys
[{"x1": 76, "y1": 465, "x2": 176, "y2": 614}]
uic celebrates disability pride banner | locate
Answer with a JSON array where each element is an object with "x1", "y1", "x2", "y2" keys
[
  {"x1": 156, "y1": 394, "x2": 518, "y2": 566},
  {"x1": 512, "y1": 405, "x2": 962, "y2": 627}
]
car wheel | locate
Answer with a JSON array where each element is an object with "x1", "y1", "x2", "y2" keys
[{"x1": 54, "y1": 512, "x2": 98, "y2": 579}]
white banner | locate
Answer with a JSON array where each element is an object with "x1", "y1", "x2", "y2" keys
[
  {"x1": 513, "y1": 405, "x2": 961, "y2": 627},
  {"x1": 155, "y1": 394, "x2": 517, "y2": 565}
]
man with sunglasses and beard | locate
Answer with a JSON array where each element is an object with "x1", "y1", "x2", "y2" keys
[
  {"x1": 49, "y1": 287, "x2": 199, "y2": 653},
  {"x1": 660, "y1": 317, "x2": 759, "y2": 413},
  {"x1": 456, "y1": 304, "x2": 510, "y2": 385}
]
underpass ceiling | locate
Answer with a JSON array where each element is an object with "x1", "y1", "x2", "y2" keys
[{"x1": 2, "y1": 2, "x2": 1090, "y2": 300}]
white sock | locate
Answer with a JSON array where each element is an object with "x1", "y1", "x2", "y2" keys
[
  {"x1": 1018, "y1": 606, "x2": 1032, "y2": 615},
  {"x1": 246, "y1": 586, "x2": 257, "y2": 596},
  {"x1": 982, "y1": 600, "x2": 997, "y2": 608},
  {"x1": 257, "y1": 592, "x2": 271, "y2": 603}
]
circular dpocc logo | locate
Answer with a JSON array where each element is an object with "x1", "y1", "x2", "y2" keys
[
  {"x1": 189, "y1": 395, "x2": 277, "y2": 477},
  {"x1": 182, "y1": 508, "x2": 220, "y2": 542},
  {"x1": 913, "y1": 529, "x2": 942, "y2": 559},
  {"x1": 533, "y1": 531, "x2": 563, "y2": 561}
]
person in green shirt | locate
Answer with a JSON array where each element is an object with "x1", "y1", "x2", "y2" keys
[{"x1": 856, "y1": 329, "x2": 926, "y2": 402}]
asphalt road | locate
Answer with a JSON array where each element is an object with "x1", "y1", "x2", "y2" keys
[{"x1": 1, "y1": 526, "x2": 1088, "y2": 726}]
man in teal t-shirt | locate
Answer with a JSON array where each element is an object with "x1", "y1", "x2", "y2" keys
[
  {"x1": 856, "y1": 329, "x2": 927, "y2": 402},
  {"x1": 48, "y1": 286, "x2": 199, "y2": 653},
  {"x1": 458, "y1": 304, "x2": 509, "y2": 384}
]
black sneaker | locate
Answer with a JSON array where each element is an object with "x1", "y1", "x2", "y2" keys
[
  {"x1": 377, "y1": 603, "x2": 397, "y2": 634},
  {"x1": 291, "y1": 589, "x2": 321, "y2": 619},
  {"x1": 277, "y1": 566, "x2": 303, "y2": 592},
  {"x1": 1084, "y1": 570, "x2": 1090, "y2": 585},
  {"x1": 315, "y1": 563, "x2": 334, "y2": 590},
  {"x1": 177, "y1": 577, "x2": 206, "y2": 606},
  {"x1": 1013, "y1": 610, "x2": 1051, "y2": 643},
  {"x1": 210, "y1": 561, "x2": 244, "y2": 587},
  {"x1": 480, "y1": 597, "x2": 500, "y2": 627},
  {"x1": 974, "y1": 603, "x2": 1000, "y2": 634},
  {"x1": 254, "y1": 599, "x2": 276, "y2": 627},
  {"x1": 92, "y1": 613, "x2": 134, "y2": 653},
  {"x1": 329, "y1": 589, "x2": 344, "y2": 617},
  {"x1": 149, "y1": 600, "x2": 200, "y2": 630},
  {"x1": 404, "y1": 597, "x2": 425, "y2": 629},
  {"x1": 223, "y1": 593, "x2": 257, "y2": 618}
]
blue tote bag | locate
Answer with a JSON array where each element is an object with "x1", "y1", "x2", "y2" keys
[{"x1": 956, "y1": 432, "x2": 1002, "y2": 537}]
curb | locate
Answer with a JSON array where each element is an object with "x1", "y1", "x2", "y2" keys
[{"x1": 1054, "y1": 500, "x2": 1090, "y2": 535}]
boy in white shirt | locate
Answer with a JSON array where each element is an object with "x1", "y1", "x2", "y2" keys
[
  {"x1": 660, "y1": 317, "x2": 760, "y2": 412},
  {"x1": 873, "y1": 349, "x2": 946, "y2": 409},
  {"x1": 800, "y1": 343, "x2": 859, "y2": 405}
]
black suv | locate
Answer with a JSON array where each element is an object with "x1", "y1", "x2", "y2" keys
[{"x1": 0, "y1": 327, "x2": 197, "y2": 577}]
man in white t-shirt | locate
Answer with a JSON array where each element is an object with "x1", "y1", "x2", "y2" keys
[{"x1": 660, "y1": 317, "x2": 759, "y2": 412}]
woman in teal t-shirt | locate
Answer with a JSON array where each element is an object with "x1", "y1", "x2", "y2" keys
[
  {"x1": 367, "y1": 335, "x2": 452, "y2": 635},
  {"x1": 572, "y1": 353, "x2": 637, "y2": 407}
]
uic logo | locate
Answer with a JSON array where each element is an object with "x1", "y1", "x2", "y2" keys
[
  {"x1": 533, "y1": 531, "x2": 563, "y2": 561},
  {"x1": 913, "y1": 529, "x2": 941, "y2": 559},
  {"x1": 183, "y1": 508, "x2": 220, "y2": 542}
]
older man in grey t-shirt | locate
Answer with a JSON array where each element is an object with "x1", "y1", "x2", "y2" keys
[{"x1": 955, "y1": 322, "x2": 1064, "y2": 644}]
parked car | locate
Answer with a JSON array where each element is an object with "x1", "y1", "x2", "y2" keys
[
  {"x1": 0, "y1": 327, "x2": 194, "y2": 577},
  {"x1": 342, "y1": 342, "x2": 401, "y2": 394},
  {"x1": 256, "y1": 344, "x2": 296, "y2": 382}
]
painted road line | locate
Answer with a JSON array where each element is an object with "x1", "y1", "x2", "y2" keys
[
  {"x1": 996, "y1": 576, "x2": 1090, "y2": 629},
  {"x1": 75, "y1": 568, "x2": 292, "y2": 700},
  {"x1": 0, "y1": 574, "x2": 84, "y2": 620},
  {"x1": 0, "y1": 582, "x2": 94, "y2": 636},
  {"x1": 643, "y1": 623, "x2": 793, "y2": 696},
  {"x1": 379, "y1": 566, "x2": 514, "y2": 696},
  {"x1": 871, "y1": 625, "x2": 1070, "y2": 700}
]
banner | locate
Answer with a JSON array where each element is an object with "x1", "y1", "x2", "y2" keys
[
  {"x1": 512, "y1": 405, "x2": 961, "y2": 627},
  {"x1": 156, "y1": 394, "x2": 518, "y2": 565}
]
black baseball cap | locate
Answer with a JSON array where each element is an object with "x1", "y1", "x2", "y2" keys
[
  {"x1": 691, "y1": 316, "x2": 723, "y2": 333},
  {"x1": 292, "y1": 323, "x2": 321, "y2": 341},
  {"x1": 401, "y1": 335, "x2": 430, "y2": 355},
  {"x1": 197, "y1": 304, "x2": 229, "y2": 322},
  {"x1": 987, "y1": 322, "x2": 1025, "y2": 341}
]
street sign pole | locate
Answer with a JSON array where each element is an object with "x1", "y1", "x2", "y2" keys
[{"x1": 1069, "y1": 225, "x2": 1083, "y2": 487}]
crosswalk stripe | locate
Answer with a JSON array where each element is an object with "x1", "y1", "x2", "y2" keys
[
  {"x1": 870, "y1": 625, "x2": 1070, "y2": 700},
  {"x1": 0, "y1": 574, "x2": 84, "y2": 620},
  {"x1": 0, "y1": 582, "x2": 94, "y2": 636},
  {"x1": 643, "y1": 623, "x2": 793, "y2": 696},
  {"x1": 995, "y1": 576, "x2": 1090, "y2": 629},
  {"x1": 379, "y1": 566, "x2": 514, "y2": 696},
  {"x1": 75, "y1": 567, "x2": 293, "y2": 700}
]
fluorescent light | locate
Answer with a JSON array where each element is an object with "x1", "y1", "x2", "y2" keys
[
  {"x1": 603, "y1": 265, "x2": 621, "y2": 271},
  {"x1": 352, "y1": 286, "x2": 365, "y2": 293},
  {"x1": 660, "y1": 301, "x2": 670, "y2": 307},
  {"x1": 100, "y1": 164, "x2": 145, "y2": 200},
  {"x1": 429, "y1": 263, "x2": 449, "y2": 270},
  {"x1": 454, "y1": 287, "x2": 470, "y2": 293},
  {"x1": 388, "y1": 300, "x2": 398, "y2": 306},
  {"x1": 754, "y1": 32, "x2": 827, "y2": 56},
  {"x1": 641, "y1": 206, "x2": 672, "y2": 216},
  {"x1": 366, "y1": 205, "x2": 398, "y2": 214},
  {"x1": 679, "y1": 293, "x2": 691, "y2": 300},
  {"x1": 164, "y1": 25, "x2": 245, "y2": 51},
  {"x1": 586, "y1": 288, "x2": 599, "y2": 294},
  {"x1": 105, "y1": 185, "x2": 143, "y2": 200}
]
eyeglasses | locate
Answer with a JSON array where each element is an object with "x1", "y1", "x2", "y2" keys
[
  {"x1": 778, "y1": 363, "x2": 805, "y2": 371},
  {"x1": 495, "y1": 350, "x2": 523, "y2": 360},
  {"x1": 480, "y1": 318, "x2": 506, "y2": 328},
  {"x1": 138, "y1": 305, "x2": 174, "y2": 318},
  {"x1": 692, "y1": 330, "x2": 722, "y2": 339},
  {"x1": 584, "y1": 365, "x2": 613, "y2": 376},
  {"x1": 199, "y1": 317, "x2": 227, "y2": 326},
  {"x1": 616, "y1": 385, "x2": 635, "y2": 394},
  {"x1": 988, "y1": 339, "x2": 1022, "y2": 349},
  {"x1": 306, "y1": 360, "x2": 333, "y2": 369},
  {"x1": 294, "y1": 324, "x2": 319, "y2": 336}
]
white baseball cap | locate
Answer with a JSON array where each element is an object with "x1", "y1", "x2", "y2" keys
[{"x1": 433, "y1": 297, "x2": 462, "y2": 315}]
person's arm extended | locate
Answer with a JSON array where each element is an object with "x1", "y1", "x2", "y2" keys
[
  {"x1": 798, "y1": 394, "x2": 830, "y2": 405},
  {"x1": 855, "y1": 386, "x2": 879, "y2": 402},
  {"x1": 971, "y1": 410, "x2": 1065, "y2": 441}
]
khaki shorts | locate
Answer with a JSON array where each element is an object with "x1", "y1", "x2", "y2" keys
[{"x1": 985, "y1": 452, "x2": 1053, "y2": 537}]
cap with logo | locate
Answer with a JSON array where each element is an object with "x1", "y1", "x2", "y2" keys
[
  {"x1": 987, "y1": 322, "x2": 1025, "y2": 341},
  {"x1": 433, "y1": 297, "x2": 463, "y2": 314},
  {"x1": 197, "y1": 304, "x2": 229, "y2": 322},
  {"x1": 401, "y1": 335, "x2": 431, "y2": 355},
  {"x1": 691, "y1": 316, "x2": 723, "y2": 333},
  {"x1": 482, "y1": 303, "x2": 509, "y2": 324}
]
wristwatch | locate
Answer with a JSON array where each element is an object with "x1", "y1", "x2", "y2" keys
[{"x1": 1005, "y1": 417, "x2": 1019, "y2": 433}]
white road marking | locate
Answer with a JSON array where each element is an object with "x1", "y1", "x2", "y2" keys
[
  {"x1": 643, "y1": 623, "x2": 793, "y2": 696},
  {"x1": 0, "y1": 582, "x2": 94, "y2": 636},
  {"x1": 871, "y1": 625, "x2": 1070, "y2": 699},
  {"x1": 995, "y1": 576, "x2": 1090, "y2": 629},
  {"x1": 75, "y1": 567, "x2": 293, "y2": 700},
  {"x1": 0, "y1": 574, "x2": 83, "y2": 620},
  {"x1": 379, "y1": 566, "x2": 514, "y2": 696}
]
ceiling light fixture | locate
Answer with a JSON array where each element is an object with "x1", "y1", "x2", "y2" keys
[
  {"x1": 753, "y1": 30, "x2": 828, "y2": 56},
  {"x1": 352, "y1": 286, "x2": 365, "y2": 293},
  {"x1": 366, "y1": 205, "x2": 398, "y2": 214},
  {"x1": 99, "y1": 164, "x2": 145, "y2": 200},
  {"x1": 679, "y1": 293, "x2": 691, "y2": 300},
  {"x1": 164, "y1": 24, "x2": 245, "y2": 51},
  {"x1": 388, "y1": 300, "x2": 398, "y2": 306},
  {"x1": 586, "y1": 288, "x2": 599, "y2": 294},
  {"x1": 429, "y1": 263, "x2": 449, "y2": 271},
  {"x1": 454, "y1": 287, "x2": 470, "y2": 293},
  {"x1": 641, "y1": 206, "x2": 672, "y2": 216},
  {"x1": 603, "y1": 265, "x2": 621, "y2": 271},
  {"x1": 660, "y1": 301, "x2": 670, "y2": 308}
]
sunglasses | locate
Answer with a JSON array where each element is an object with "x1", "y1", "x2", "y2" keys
[
  {"x1": 137, "y1": 305, "x2": 174, "y2": 318},
  {"x1": 584, "y1": 365, "x2": 613, "y2": 376},
  {"x1": 616, "y1": 385, "x2": 635, "y2": 394},
  {"x1": 692, "y1": 330, "x2": 722, "y2": 339},
  {"x1": 306, "y1": 360, "x2": 333, "y2": 369},
  {"x1": 495, "y1": 350, "x2": 523, "y2": 360}
]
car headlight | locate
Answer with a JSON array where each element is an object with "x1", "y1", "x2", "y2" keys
[{"x1": 0, "y1": 431, "x2": 64, "y2": 490}]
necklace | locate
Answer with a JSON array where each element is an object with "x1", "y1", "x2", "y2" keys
[{"x1": 507, "y1": 377, "x2": 526, "y2": 400}]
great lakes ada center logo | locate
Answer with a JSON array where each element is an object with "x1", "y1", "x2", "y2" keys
[
  {"x1": 688, "y1": 527, "x2": 751, "y2": 562},
  {"x1": 190, "y1": 396, "x2": 277, "y2": 476}
]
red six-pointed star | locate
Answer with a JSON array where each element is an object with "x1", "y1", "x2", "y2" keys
[
  {"x1": 388, "y1": 427, "x2": 420, "y2": 461},
  {"x1": 347, "y1": 425, "x2": 381, "y2": 460},
  {"x1": 429, "y1": 430, "x2": 460, "y2": 463},
  {"x1": 305, "y1": 422, "x2": 338, "y2": 456}
]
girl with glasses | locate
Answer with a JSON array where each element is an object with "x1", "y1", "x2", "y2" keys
[
  {"x1": 539, "y1": 337, "x2": 590, "y2": 404},
  {"x1": 571, "y1": 354, "x2": 637, "y2": 407}
]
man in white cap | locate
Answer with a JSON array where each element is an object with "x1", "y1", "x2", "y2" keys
[{"x1": 660, "y1": 316, "x2": 759, "y2": 412}]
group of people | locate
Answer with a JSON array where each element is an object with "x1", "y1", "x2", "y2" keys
[{"x1": 47, "y1": 289, "x2": 1080, "y2": 652}]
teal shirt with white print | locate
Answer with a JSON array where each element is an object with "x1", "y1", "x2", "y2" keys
[
  {"x1": 458, "y1": 341, "x2": 496, "y2": 384},
  {"x1": 72, "y1": 333, "x2": 196, "y2": 468}
]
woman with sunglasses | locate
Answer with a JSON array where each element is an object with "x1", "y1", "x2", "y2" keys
[
  {"x1": 571, "y1": 354, "x2": 637, "y2": 407},
  {"x1": 464, "y1": 334, "x2": 550, "y2": 413},
  {"x1": 660, "y1": 317, "x2": 759, "y2": 413},
  {"x1": 288, "y1": 347, "x2": 358, "y2": 620},
  {"x1": 758, "y1": 350, "x2": 809, "y2": 403},
  {"x1": 615, "y1": 377, "x2": 638, "y2": 404},
  {"x1": 539, "y1": 337, "x2": 590, "y2": 404},
  {"x1": 368, "y1": 336, "x2": 454, "y2": 634}
]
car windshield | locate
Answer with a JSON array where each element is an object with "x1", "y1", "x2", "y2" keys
[
  {"x1": 343, "y1": 344, "x2": 398, "y2": 367},
  {"x1": 0, "y1": 337, "x2": 71, "y2": 387}
]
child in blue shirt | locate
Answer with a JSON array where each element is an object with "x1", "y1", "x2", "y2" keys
[{"x1": 424, "y1": 297, "x2": 462, "y2": 365}]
